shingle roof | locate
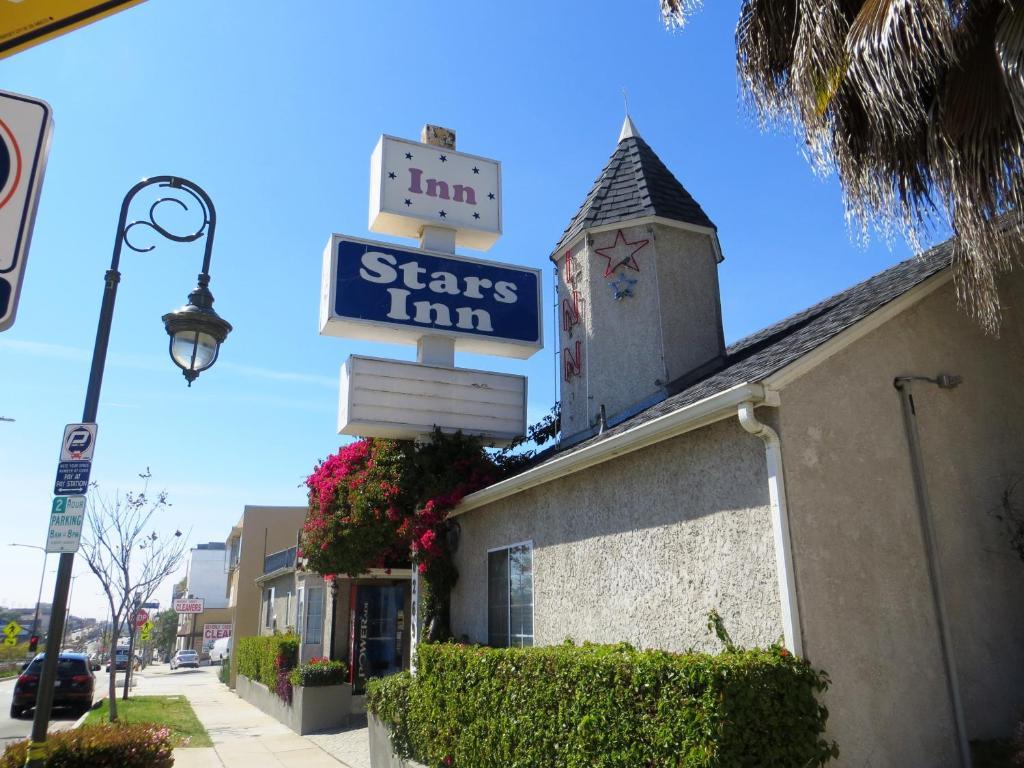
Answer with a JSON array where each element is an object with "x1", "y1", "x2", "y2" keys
[
  {"x1": 532, "y1": 239, "x2": 954, "y2": 465},
  {"x1": 551, "y1": 126, "x2": 717, "y2": 257}
]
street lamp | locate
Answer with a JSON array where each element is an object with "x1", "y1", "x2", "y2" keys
[
  {"x1": 8, "y1": 543, "x2": 47, "y2": 651},
  {"x1": 27, "y1": 176, "x2": 232, "y2": 768}
]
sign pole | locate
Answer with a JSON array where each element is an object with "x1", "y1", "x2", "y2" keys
[{"x1": 25, "y1": 187, "x2": 128, "y2": 768}]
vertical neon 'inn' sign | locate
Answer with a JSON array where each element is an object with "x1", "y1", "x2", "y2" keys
[{"x1": 321, "y1": 236, "x2": 541, "y2": 359}]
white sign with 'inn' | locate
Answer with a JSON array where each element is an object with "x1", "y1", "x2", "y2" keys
[{"x1": 369, "y1": 135, "x2": 501, "y2": 251}]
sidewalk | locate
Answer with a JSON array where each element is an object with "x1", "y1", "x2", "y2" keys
[{"x1": 134, "y1": 666, "x2": 369, "y2": 768}]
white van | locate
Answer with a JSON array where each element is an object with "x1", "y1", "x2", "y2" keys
[{"x1": 209, "y1": 636, "x2": 231, "y2": 664}]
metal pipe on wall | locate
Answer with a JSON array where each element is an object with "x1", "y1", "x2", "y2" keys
[{"x1": 893, "y1": 375, "x2": 969, "y2": 768}]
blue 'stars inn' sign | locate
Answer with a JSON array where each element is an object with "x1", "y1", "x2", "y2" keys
[{"x1": 320, "y1": 235, "x2": 543, "y2": 360}]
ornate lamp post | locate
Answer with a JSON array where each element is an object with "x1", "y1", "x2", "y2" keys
[{"x1": 26, "y1": 177, "x2": 231, "y2": 768}]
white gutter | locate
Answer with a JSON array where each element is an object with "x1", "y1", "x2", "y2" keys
[
  {"x1": 453, "y1": 382, "x2": 770, "y2": 516},
  {"x1": 737, "y1": 400, "x2": 802, "y2": 656}
]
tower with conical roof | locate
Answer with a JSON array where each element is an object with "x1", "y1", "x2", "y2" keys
[{"x1": 554, "y1": 117, "x2": 725, "y2": 443}]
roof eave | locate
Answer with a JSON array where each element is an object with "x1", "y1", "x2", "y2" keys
[
  {"x1": 451, "y1": 382, "x2": 770, "y2": 516},
  {"x1": 550, "y1": 216, "x2": 723, "y2": 263}
]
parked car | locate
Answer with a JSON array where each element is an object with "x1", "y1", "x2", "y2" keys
[
  {"x1": 106, "y1": 648, "x2": 130, "y2": 672},
  {"x1": 10, "y1": 653, "x2": 95, "y2": 719},
  {"x1": 170, "y1": 649, "x2": 199, "y2": 670},
  {"x1": 209, "y1": 636, "x2": 231, "y2": 664}
]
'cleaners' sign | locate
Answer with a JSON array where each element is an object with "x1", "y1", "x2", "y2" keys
[{"x1": 321, "y1": 235, "x2": 542, "y2": 360}]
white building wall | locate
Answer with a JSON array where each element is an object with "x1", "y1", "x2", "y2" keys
[{"x1": 186, "y1": 546, "x2": 229, "y2": 609}]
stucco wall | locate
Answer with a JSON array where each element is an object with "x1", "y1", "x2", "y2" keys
[
  {"x1": 186, "y1": 547, "x2": 228, "y2": 609},
  {"x1": 557, "y1": 224, "x2": 724, "y2": 442},
  {"x1": 653, "y1": 225, "x2": 725, "y2": 384},
  {"x1": 451, "y1": 417, "x2": 782, "y2": 652},
  {"x1": 778, "y1": 273, "x2": 1024, "y2": 767},
  {"x1": 226, "y1": 505, "x2": 306, "y2": 685}
]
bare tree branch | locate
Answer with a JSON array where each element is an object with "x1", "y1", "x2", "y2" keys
[{"x1": 79, "y1": 471, "x2": 187, "y2": 722}]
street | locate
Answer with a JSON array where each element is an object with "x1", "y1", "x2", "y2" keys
[{"x1": 0, "y1": 675, "x2": 80, "y2": 749}]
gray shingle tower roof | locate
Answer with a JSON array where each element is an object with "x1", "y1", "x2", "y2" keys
[{"x1": 552, "y1": 117, "x2": 717, "y2": 257}]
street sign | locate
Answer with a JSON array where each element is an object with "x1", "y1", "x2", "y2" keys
[
  {"x1": 140, "y1": 622, "x2": 152, "y2": 641},
  {"x1": 0, "y1": 90, "x2": 53, "y2": 332},
  {"x1": 3, "y1": 637, "x2": 15, "y2": 647},
  {"x1": 1, "y1": 1, "x2": 147, "y2": 59},
  {"x1": 134, "y1": 609, "x2": 149, "y2": 628},
  {"x1": 46, "y1": 495, "x2": 86, "y2": 553},
  {"x1": 173, "y1": 598, "x2": 204, "y2": 614},
  {"x1": 60, "y1": 423, "x2": 97, "y2": 461},
  {"x1": 202, "y1": 623, "x2": 231, "y2": 641},
  {"x1": 3, "y1": 620, "x2": 21, "y2": 639},
  {"x1": 54, "y1": 461, "x2": 91, "y2": 495}
]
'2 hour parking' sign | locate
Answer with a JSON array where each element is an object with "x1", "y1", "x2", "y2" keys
[{"x1": 0, "y1": 90, "x2": 53, "y2": 332}]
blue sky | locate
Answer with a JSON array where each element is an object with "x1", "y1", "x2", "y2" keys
[{"x1": 0, "y1": 0, "x2": 919, "y2": 619}]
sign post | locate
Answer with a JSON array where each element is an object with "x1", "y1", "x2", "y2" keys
[{"x1": 0, "y1": 90, "x2": 52, "y2": 332}]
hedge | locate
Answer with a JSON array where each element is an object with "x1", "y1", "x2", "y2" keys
[
  {"x1": 368, "y1": 642, "x2": 838, "y2": 768},
  {"x1": 289, "y1": 657, "x2": 348, "y2": 687},
  {"x1": 0, "y1": 723, "x2": 173, "y2": 768},
  {"x1": 236, "y1": 634, "x2": 299, "y2": 692}
]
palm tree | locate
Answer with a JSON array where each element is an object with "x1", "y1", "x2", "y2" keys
[{"x1": 661, "y1": 0, "x2": 1024, "y2": 333}]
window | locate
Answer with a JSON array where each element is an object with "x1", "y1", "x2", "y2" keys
[
  {"x1": 488, "y1": 542, "x2": 533, "y2": 648},
  {"x1": 304, "y1": 587, "x2": 324, "y2": 644},
  {"x1": 263, "y1": 587, "x2": 275, "y2": 629}
]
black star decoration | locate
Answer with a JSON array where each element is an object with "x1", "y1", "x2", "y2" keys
[
  {"x1": 439, "y1": 155, "x2": 448, "y2": 163},
  {"x1": 487, "y1": 192, "x2": 495, "y2": 200},
  {"x1": 404, "y1": 199, "x2": 412, "y2": 207},
  {"x1": 472, "y1": 166, "x2": 480, "y2": 174},
  {"x1": 439, "y1": 210, "x2": 447, "y2": 218},
  {"x1": 387, "y1": 171, "x2": 396, "y2": 180},
  {"x1": 405, "y1": 152, "x2": 413, "y2": 160},
  {"x1": 473, "y1": 212, "x2": 480, "y2": 219}
]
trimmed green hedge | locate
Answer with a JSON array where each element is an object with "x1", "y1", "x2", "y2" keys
[
  {"x1": 289, "y1": 657, "x2": 348, "y2": 687},
  {"x1": 368, "y1": 642, "x2": 837, "y2": 768},
  {"x1": 236, "y1": 634, "x2": 299, "y2": 691},
  {"x1": 1, "y1": 723, "x2": 173, "y2": 768}
]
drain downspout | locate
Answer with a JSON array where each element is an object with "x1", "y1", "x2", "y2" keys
[
  {"x1": 738, "y1": 400, "x2": 802, "y2": 656},
  {"x1": 894, "y1": 375, "x2": 969, "y2": 768}
]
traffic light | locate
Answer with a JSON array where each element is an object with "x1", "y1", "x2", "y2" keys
[{"x1": 28, "y1": 635, "x2": 39, "y2": 653}]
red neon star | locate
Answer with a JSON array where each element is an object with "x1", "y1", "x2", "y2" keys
[{"x1": 594, "y1": 229, "x2": 648, "y2": 278}]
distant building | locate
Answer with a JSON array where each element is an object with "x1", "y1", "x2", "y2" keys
[{"x1": 184, "y1": 543, "x2": 228, "y2": 609}]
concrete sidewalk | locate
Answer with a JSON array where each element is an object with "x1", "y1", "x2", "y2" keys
[{"x1": 133, "y1": 666, "x2": 369, "y2": 768}]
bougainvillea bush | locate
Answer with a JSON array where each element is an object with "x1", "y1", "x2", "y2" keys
[
  {"x1": 0, "y1": 724, "x2": 174, "y2": 768},
  {"x1": 301, "y1": 430, "x2": 497, "y2": 639}
]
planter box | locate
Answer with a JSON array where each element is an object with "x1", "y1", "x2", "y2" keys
[
  {"x1": 368, "y1": 713, "x2": 427, "y2": 768},
  {"x1": 236, "y1": 674, "x2": 353, "y2": 735}
]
